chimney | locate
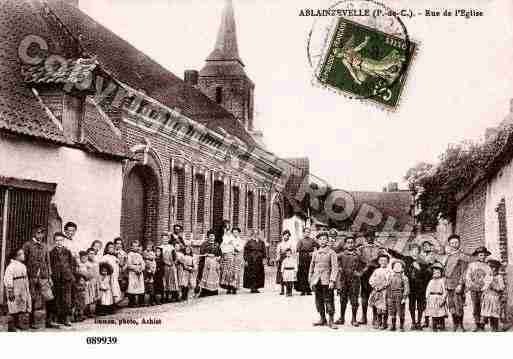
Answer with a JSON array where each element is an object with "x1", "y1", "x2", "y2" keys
[
  {"x1": 485, "y1": 127, "x2": 499, "y2": 142},
  {"x1": 387, "y1": 182, "x2": 399, "y2": 192},
  {"x1": 510, "y1": 98, "x2": 513, "y2": 113},
  {"x1": 184, "y1": 70, "x2": 199, "y2": 86}
]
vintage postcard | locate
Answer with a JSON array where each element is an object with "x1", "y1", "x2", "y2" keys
[{"x1": 1, "y1": 0, "x2": 513, "y2": 350}]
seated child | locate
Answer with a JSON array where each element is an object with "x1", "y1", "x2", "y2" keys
[
  {"x1": 281, "y1": 248, "x2": 298, "y2": 297},
  {"x1": 425, "y1": 262, "x2": 448, "y2": 332},
  {"x1": 3, "y1": 248, "x2": 32, "y2": 331},
  {"x1": 481, "y1": 258, "x2": 505, "y2": 332}
]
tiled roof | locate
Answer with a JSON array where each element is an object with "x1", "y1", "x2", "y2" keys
[
  {"x1": 81, "y1": 100, "x2": 130, "y2": 158},
  {"x1": 45, "y1": 0, "x2": 257, "y2": 147},
  {"x1": 0, "y1": 0, "x2": 69, "y2": 144}
]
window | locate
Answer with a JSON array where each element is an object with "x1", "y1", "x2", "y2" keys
[
  {"x1": 195, "y1": 175, "x2": 205, "y2": 224},
  {"x1": 175, "y1": 168, "x2": 186, "y2": 221},
  {"x1": 215, "y1": 87, "x2": 223, "y2": 104},
  {"x1": 259, "y1": 194, "x2": 266, "y2": 231},
  {"x1": 247, "y1": 190, "x2": 254, "y2": 229},
  {"x1": 232, "y1": 186, "x2": 240, "y2": 227}
]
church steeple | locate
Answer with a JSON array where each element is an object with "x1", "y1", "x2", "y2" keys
[
  {"x1": 197, "y1": 0, "x2": 255, "y2": 131},
  {"x1": 206, "y1": 0, "x2": 243, "y2": 66}
]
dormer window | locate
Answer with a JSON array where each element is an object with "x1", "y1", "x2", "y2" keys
[{"x1": 215, "y1": 86, "x2": 223, "y2": 104}]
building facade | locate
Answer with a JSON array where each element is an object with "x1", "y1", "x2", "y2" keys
[{"x1": 0, "y1": 0, "x2": 307, "y2": 286}]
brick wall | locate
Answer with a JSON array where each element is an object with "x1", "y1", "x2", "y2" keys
[{"x1": 455, "y1": 180, "x2": 486, "y2": 252}]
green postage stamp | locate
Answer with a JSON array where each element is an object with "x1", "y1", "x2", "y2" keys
[{"x1": 316, "y1": 17, "x2": 416, "y2": 110}]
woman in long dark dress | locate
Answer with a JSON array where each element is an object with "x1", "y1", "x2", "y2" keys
[
  {"x1": 243, "y1": 230, "x2": 266, "y2": 293},
  {"x1": 197, "y1": 229, "x2": 222, "y2": 297},
  {"x1": 295, "y1": 227, "x2": 319, "y2": 295}
]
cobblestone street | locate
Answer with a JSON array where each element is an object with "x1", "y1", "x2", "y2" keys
[{"x1": 57, "y1": 266, "x2": 480, "y2": 332}]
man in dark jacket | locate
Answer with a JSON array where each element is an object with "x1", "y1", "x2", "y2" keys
[
  {"x1": 335, "y1": 236, "x2": 364, "y2": 326},
  {"x1": 49, "y1": 232, "x2": 76, "y2": 326},
  {"x1": 22, "y1": 225, "x2": 60, "y2": 329}
]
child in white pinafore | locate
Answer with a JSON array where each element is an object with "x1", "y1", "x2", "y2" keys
[
  {"x1": 281, "y1": 248, "x2": 298, "y2": 297},
  {"x1": 97, "y1": 261, "x2": 115, "y2": 315},
  {"x1": 177, "y1": 245, "x2": 197, "y2": 301},
  {"x1": 425, "y1": 262, "x2": 448, "y2": 332},
  {"x1": 481, "y1": 258, "x2": 505, "y2": 331},
  {"x1": 3, "y1": 248, "x2": 31, "y2": 331}
]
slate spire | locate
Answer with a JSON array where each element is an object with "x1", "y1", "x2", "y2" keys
[{"x1": 206, "y1": 0, "x2": 243, "y2": 65}]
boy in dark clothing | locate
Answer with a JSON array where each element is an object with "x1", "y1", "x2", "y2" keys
[
  {"x1": 387, "y1": 260, "x2": 410, "y2": 331},
  {"x1": 387, "y1": 244, "x2": 431, "y2": 330},
  {"x1": 49, "y1": 232, "x2": 76, "y2": 326}
]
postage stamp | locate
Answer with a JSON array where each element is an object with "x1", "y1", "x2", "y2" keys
[{"x1": 315, "y1": 16, "x2": 416, "y2": 110}]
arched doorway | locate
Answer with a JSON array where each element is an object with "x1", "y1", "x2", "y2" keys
[
  {"x1": 269, "y1": 199, "x2": 283, "y2": 264},
  {"x1": 121, "y1": 164, "x2": 159, "y2": 248}
]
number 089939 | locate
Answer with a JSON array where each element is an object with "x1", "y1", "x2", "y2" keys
[{"x1": 86, "y1": 336, "x2": 118, "y2": 345}]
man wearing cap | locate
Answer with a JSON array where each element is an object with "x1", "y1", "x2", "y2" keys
[
  {"x1": 296, "y1": 227, "x2": 319, "y2": 296},
  {"x1": 335, "y1": 236, "x2": 364, "y2": 326},
  {"x1": 443, "y1": 234, "x2": 472, "y2": 331},
  {"x1": 22, "y1": 225, "x2": 60, "y2": 329},
  {"x1": 358, "y1": 233, "x2": 384, "y2": 326},
  {"x1": 309, "y1": 232, "x2": 338, "y2": 329},
  {"x1": 465, "y1": 246, "x2": 492, "y2": 331}
]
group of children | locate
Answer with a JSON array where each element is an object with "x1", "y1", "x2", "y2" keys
[
  {"x1": 366, "y1": 248, "x2": 505, "y2": 332},
  {"x1": 308, "y1": 231, "x2": 507, "y2": 332},
  {"x1": 3, "y1": 230, "x2": 199, "y2": 331}
]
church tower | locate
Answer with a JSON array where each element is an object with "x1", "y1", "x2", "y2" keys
[{"x1": 197, "y1": 0, "x2": 255, "y2": 132}]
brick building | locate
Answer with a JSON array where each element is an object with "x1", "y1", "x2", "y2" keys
[
  {"x1": 0, "y1": 0, "x2": 308, "y2": 282},
  {"x1": 454, "y1": 105, "x2": 513, "y2": 321}
]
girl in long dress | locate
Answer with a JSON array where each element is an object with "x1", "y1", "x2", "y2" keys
[
  {"x1": 3, "y1": 248, "x2": 31, "y2": 331},
  {"x1": 161, "y1": 239, "x2": 180, "y2": 302},
  {"x1": 86, "y1": 247, "x2": 99, "y2": 317},
  {"x1": 368, "y1": 254, "x2": 392, "y2": 329},
  {"x1": 177, "y1": 245, "x2": 197, "y2": 300},
  {"x1": 481, "y1": 259, "x2": 505, "y2": 331},
  {"x1": 101, "y1": 241, "x2": 122, "y2": 306},
  {"x1": 220, "y1": 227, "x2": 245, "y2": 294},
  {"x1": 97, "y1": 261, "x2": 116, "y2": 315},
  {"x1": 425, "y1": 263, "x2": 448, "y2": 332}
]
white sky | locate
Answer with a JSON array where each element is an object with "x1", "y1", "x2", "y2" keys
[{"x1": 79, "y1": 0, "x2": 513, "y2": 191}]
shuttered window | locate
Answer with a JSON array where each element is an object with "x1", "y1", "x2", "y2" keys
[
  {"x1": 175, "y1": 168, "x2": 185, "y2": 221},
  {"x1": 247, "y1": 191, "x2": 254, "y2": 229},
  {"x1": 259, "y1": 195, "x2": 266, "y2": 231},
  {"x1": 196, "y1": 175, "x2": 205, "y2": 224},
  {"x1": 232, "y1": 186, "x2": 240, "y2": 227}
]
